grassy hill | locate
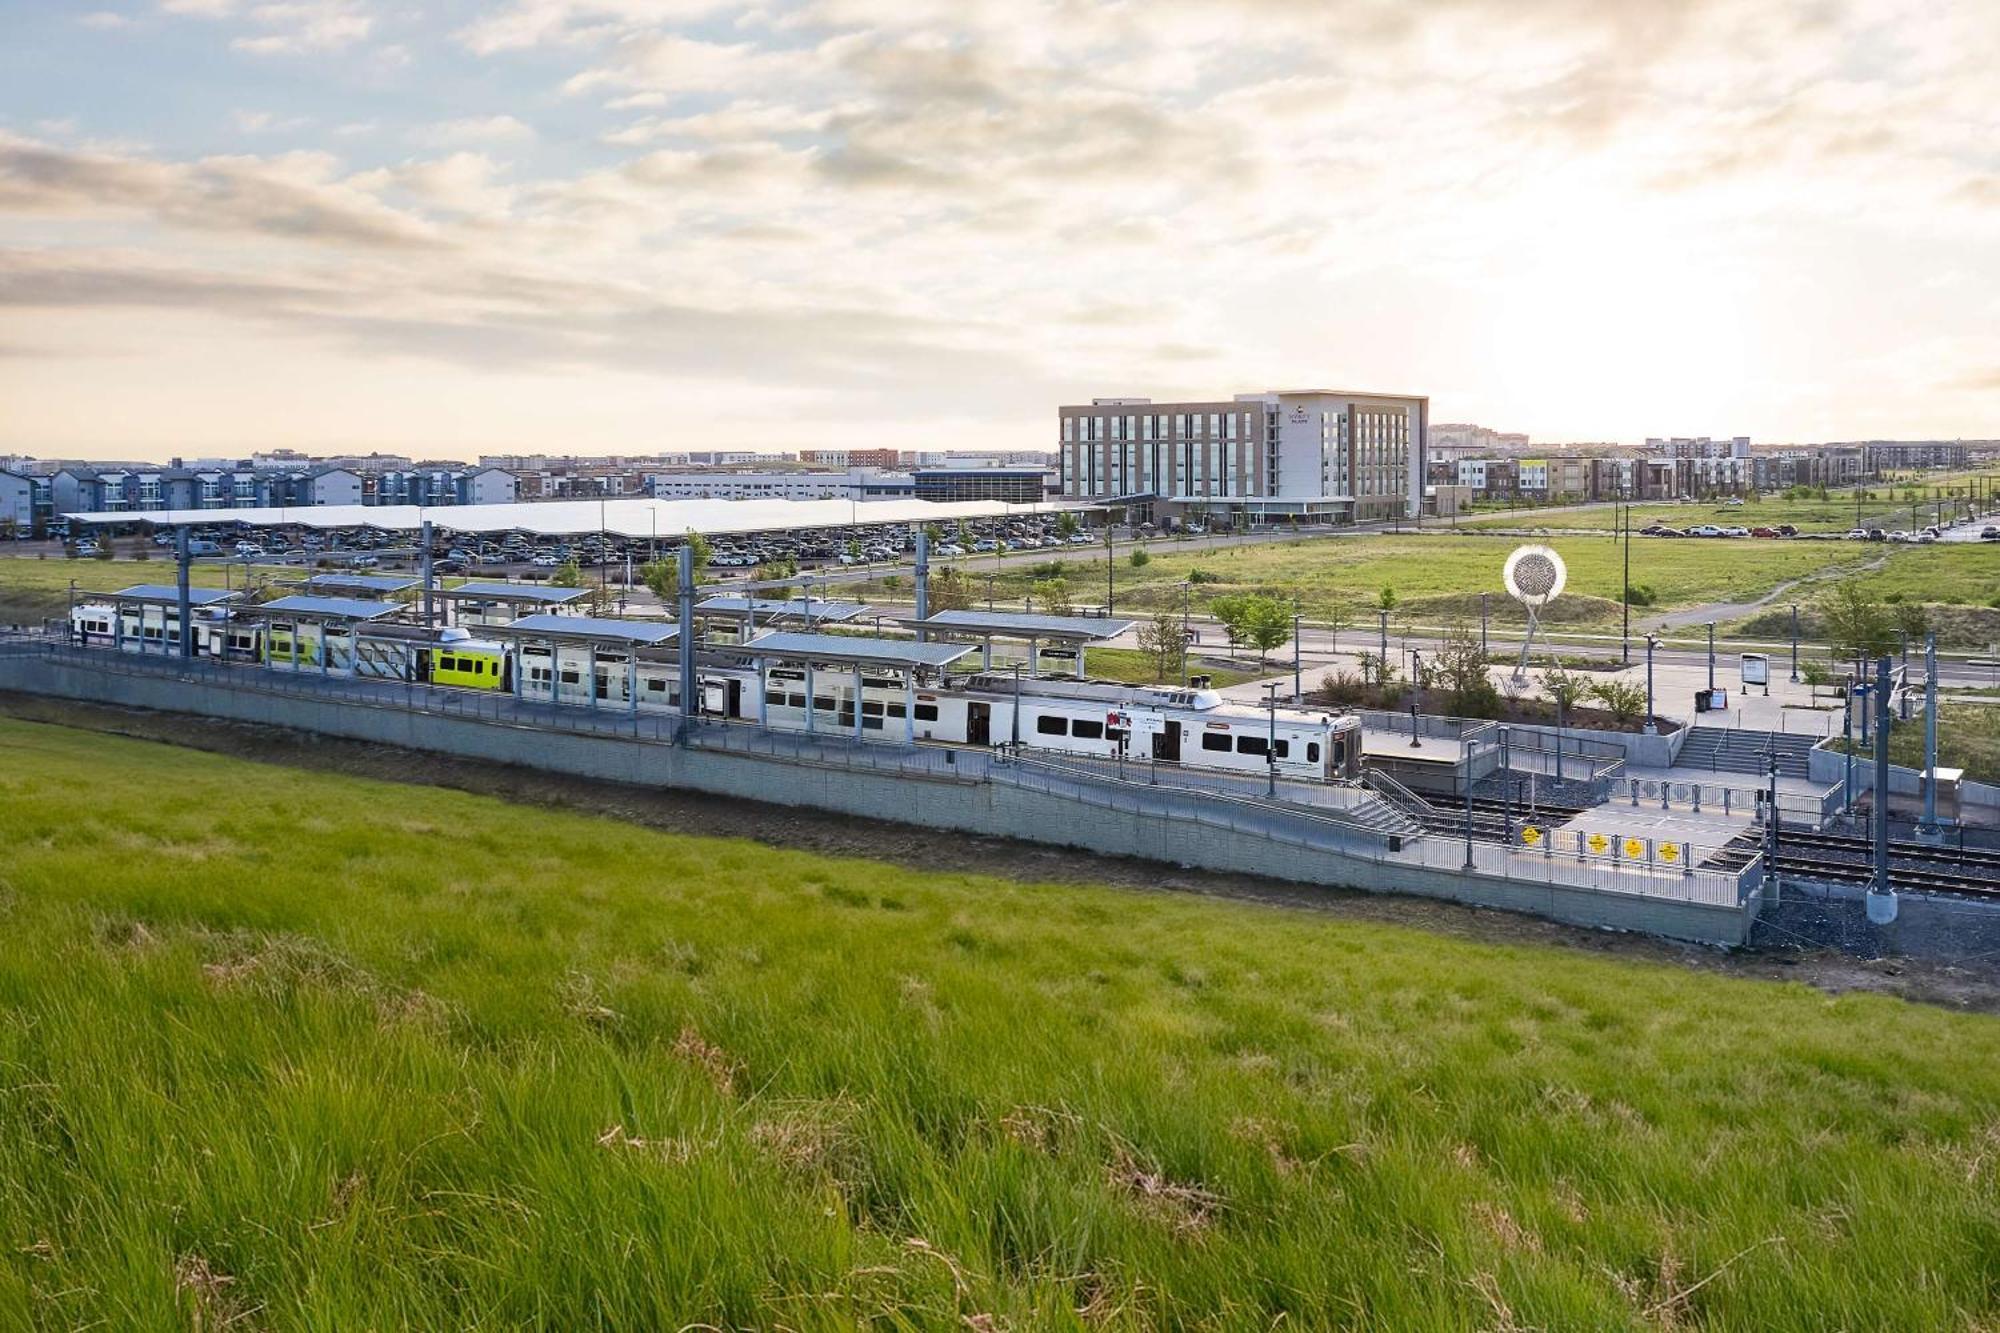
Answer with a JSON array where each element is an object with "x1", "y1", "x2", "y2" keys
[{"x1": 1, "y1": 717, "x2": 1997, "y2": 1329}]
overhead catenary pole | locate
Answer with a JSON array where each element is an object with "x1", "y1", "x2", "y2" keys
[
  {"x1": 1866, "y1": 654, "x2": 1896, "y2": 924},
  {"x1": 175, "y1": 523, "x2": 193, "y2": 659},
  {"x1": 1920, "y1": 631, "x2": 1940, "y2": 838},
  {"x1": 676, "y1": 544, "x2": 696, "y2": 744},
  {"x1": 913, "y1": 528, "x2": 930, "y2": 642},
  {"x1": 420, "y1": 519, "x2": 436, "y2": 628},
  {"x1": 1620, "y1": 500, "x2": 1631, "y2": 665}
]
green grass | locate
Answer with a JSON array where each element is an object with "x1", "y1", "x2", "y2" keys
[
  {"x1": 1083, "y1": 646, "x2": 1263, "y2": 688},
  {"x1": 1462, "y1": 475, "x2": 2000, "y2": 536},
  {"x1": 2, "y1": 719, "x2": 1999, "y2": 1328},
  {"x1": 900, "y1": 534, "x2": 1873, "y2": 629},
  {"x1": 0, "y1": 556, "x2": 280, "y2": 619},
  {"x1": 1834, "y1": 701, "x2": 2000, "y2": 784}
]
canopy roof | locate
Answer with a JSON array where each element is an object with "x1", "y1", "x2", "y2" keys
[
  {"x1": 301, "y1": 573, "x2": 419, "y2": 595},
  {"x1": 100, "y1": 585, "x2": 235, "y2": 606},
  {"x1": 433, "y1": 581, "x2": 588, "y2": 604},
  {"x1": 65, "y1": 496, "x2": 1083, "y2": 538},
  {"x1": 499, "y1": 614, "x2": 679, "y2": 645},
  {"x1": 724, "y1": 631, "x2": 973, "y2": 671},
  {"x1": 694, "y1": 595, "x2": 868, "y2": 624},
  {"x1": 258, "y1": 595, "x2": 403, "y2": 621},
  {"x1": 905, "y1": 609, "x2": 1136, "y2": 643}
]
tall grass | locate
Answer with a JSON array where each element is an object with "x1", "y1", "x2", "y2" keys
[{"x1": 1, "y1": 717, "x2": 1997, "y2": 1328}]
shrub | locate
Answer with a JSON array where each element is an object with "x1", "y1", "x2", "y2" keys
[
  {"x1": 1128, "y1": 549, "x2": 1150, "y2": 568},
  {"x1": 1621, "y1": 583, "x2": 1656, "y2": 607},
  {"x1": 1590, "y1": 678, "x2": 1648, "y2": 724},
  {"x1": 1187, "y1": 568, "x2": 1222, "y2": 585}
]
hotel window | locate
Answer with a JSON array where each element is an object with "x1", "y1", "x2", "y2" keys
[{"x1": 1063, "y1": 418, "x2": 1075, "y2": 442}]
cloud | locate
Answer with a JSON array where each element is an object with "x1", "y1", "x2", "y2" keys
[
  {"x1": 232, "y1": 108, "x2": 311, "y2": 134},
  {"x1": 159, "y1": 0, "x2": 376, "y2": 53},
  {"x1": 79, "y1": 11, "x2": 133, "y2": 29},
  {"x1": 417, "y1": 116, "x2": 538, "y2": 146}
]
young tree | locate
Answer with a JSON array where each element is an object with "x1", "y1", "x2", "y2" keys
[
  {"x1": 1055, "y1": 512, "x2": 1080, "y2": 541},
  {"x1": 1031, "y1": 576, "x2": 1073, "y2": 616},
  {"x1": 683, "y1": 531, "x2": 712, "y2": 580},
  {"x1": 1128, "y1": 548, "x2": 1150, "y2": 568},
  {"x1": 1800, "y1": 659, "x2": 1833, "y2": 703},
  {"x1": 1427, "y1": 619, "x2": 1500, "y2": 718},
  {"x1": 1376, "y1": 585, "x2": 1398, "y2": 612},
  {"x1": 924, "y1": 521, "x2": 945, "y2": 546},
  {"x1": 1212, "y1": 592, "x2": 1291, "y2": 661},
  {"x1": 845, "y1": 538, "x2": 863, "y2": 562},
  {"x1": 1321, "y1": 603, "x2": 1351, "y2": 653},
  {"x1": 1137, "y1": 610, "x2": 1188, "y2": 683},
  {"x1": 1820, "y1": 582, "x2": 1894, "y2": 667},
  {"x1": 930, "y1": 565, "x2": 974, "y2": 612},
  {"x1": 551, "y1": 557, "x2": 584, "y2": 587},
  {"x1": 1894, "y1": 601, "x2": 1931, "y2": 643}
]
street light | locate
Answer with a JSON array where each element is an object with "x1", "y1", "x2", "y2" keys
[
  {"x1": 1408, "y1": 649, "x2": 1423, "y2": 749},
  {"x1": 1645, "y1": 634, "x2": 1657, "y2": 731},
  {"x1": 1789, "y1": 604, "x2": 1800, "y2": 683},
  {"x1": 1706, "y1": 621, "x2": 1716, "y2": 691}
]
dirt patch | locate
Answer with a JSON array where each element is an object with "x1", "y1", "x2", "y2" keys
[{"x1": 5, "y1": 691, "x2": 1999, "y2": 1013}]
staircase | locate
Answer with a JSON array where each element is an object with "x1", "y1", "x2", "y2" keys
[
  {"x1": 1357, "y1": 769, "x2": 1434, "y2": 839},
  {"x1": 1675, "y1": 726, "x2": 1818, "y2": 780}
]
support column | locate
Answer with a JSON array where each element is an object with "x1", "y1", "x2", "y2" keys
[
  {"x1": 1919, "y1": 632, "x2": 1940, "y2": 838},
  {"x1": 913, "y1": 530, "x2": 930, "y2": 641},
  {"x1": 420, "y1": 519, "x2": 436, "y2": 628},
  {"x1": 176, "y1": 524, "x2": 194, "y2": 659},
  {"x1": 1867, "y1": 655, "x2": 1896, "y2": 924},
  {"x1": 904, "y1": 671, "x2": 916, "y2": 744},
  {"x1": 982, "y1": 637, "x2": 992, "y2": 670},
  {"x1": 676, "y1": 545, "x2": 696, "y2": 743},
  {"x1": 627, "y1": 652, "x2": 638, "y2": 717},
  {"x1": 853, "y1": 663, "x2": 864, "y2": 741},
  {"x1": 756, "y1": 659, "x2": 769, "y2": 729},
  {"x1": 805, "y1": 660, "x2": 816, "y2": 736},
  {"x1": 586, "y1": 643, "x2": 597, "y2": 710}
]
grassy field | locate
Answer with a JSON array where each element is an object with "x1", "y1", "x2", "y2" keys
[
  {"x1": 900, "y1": 534, "x2": 1874, "y2": 629},
  {"x1": 0, "y1": 555, "x2": 281, "y2": 620},
  {"x1": 2, "y1": 719, "x2": 1999, "y2": 1328},
  {"x1": 1083, "y1": 646, "x2": 1262, "y2": 688},
  {"x1": 1834, "y1": 700, "x2": 2000, "y2": 784},
  {"x1": 1463, "y1": 471, "x2": 2000, "y2": 536}
]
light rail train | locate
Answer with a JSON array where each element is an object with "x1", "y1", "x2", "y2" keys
[{"x1": 69, "y1": 603, "x2": 1362, "y2": 781}]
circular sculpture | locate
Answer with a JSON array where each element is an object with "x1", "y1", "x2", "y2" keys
[{"x1": 1503, "y1": 545, "x2": 1567, "y2": 609}]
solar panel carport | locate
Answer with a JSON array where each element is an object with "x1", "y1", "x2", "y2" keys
[
  {"x1": 301, "y1": 572, "x2": 419, "y2": 596},
  {"x1": 716, "y1": 631, "x2": 976, "y2": 743},
  {"x1": 900, "y1": 609, "x2": 1136, "y2": 677},
  {"x1": 432, "y1": 580, "x2": 589, "y2": 629},
  {"x1": 693, "y1": 595, "x2": 867, "y2": 643}
]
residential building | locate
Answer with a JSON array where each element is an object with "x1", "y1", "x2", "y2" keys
[
  {"x1": 463, "y1": 467, "x2": 519, "y2": 505},
  {"x1": 800, "y1": 448, "x2": 901, "y2": 469},
  {"x1": 0, "y1": 470, "x2": 31, "y2": 532},
  {"x1": 643, "y1": 468, "x2": 913, "y2": 502},
  {"x1": 308, "y1": 469, "x2": 365, "y2": 506},
  {"x1": 1058, "y1": 388, "x2": 1427, "y2": 525}
]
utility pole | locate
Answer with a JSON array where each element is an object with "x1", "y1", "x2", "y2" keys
[
  {"x1": 1620, "y1": 500, "x2": 1631, "y2": 664},
  {"x1": 1920, "y1": 632, "x2": 1940, "y2": 839},
  {"x1": 1292, "y1": 609, "x2": 1301, "y2": 701},
  {"x1": 1262, "y1": 682, "x2": 1279, "y2": 798},
  {"x1": 1645, "y1": 635, "x2": 1657, "y2": 731},
  {"x1": 1706, "y1": 621, "x2": 1716, "y2": 691},
  {"x1": 1789, "y1": 604, "x2": 1800, "y2": 683}
]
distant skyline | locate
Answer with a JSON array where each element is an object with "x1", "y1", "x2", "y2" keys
[{"x1": 2, "y1": 0, "x2": 1997, "y2": 463}]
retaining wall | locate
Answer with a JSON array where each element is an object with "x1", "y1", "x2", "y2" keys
[{"x1": 0, "y1": 654, "x2": 1758, "y2": 946}]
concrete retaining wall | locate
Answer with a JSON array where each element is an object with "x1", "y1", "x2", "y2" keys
[
  {"x1": 0, "y1": 654, "x2": 1759, "y2": 946},
  {"x1": 1809, "y1": 740, "x2": 2000, "y2": 822}
]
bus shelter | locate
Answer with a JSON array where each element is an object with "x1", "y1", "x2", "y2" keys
[
  {"x1": 254, "y1": 595, "x2": 404, "y2": 673},
  {"x1": 899, "y1": 609, "x2": 1134, "y2": 678},
  {"x1": 491, "y1": 612, "x2": 680, "y2": 712},
  {"x1": 718, "y1": 631, "x2": 973, "y2": 743}
]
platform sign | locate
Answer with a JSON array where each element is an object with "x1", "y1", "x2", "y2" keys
[
  {"x1": 1658, "y1": 841, "x2": 1683, "y2": 866},
  {"x1": 1740, "y1": 654, "x2": 1769, "y2": 686},
  {"x1": 1621, "y1": 836, "x2": 1647, "y2": 861},
  {"x1": 1583, "y1": 830, "x2": 1611, "y2": 857},
  {"x1": 1520, "y1": 825, "x2": 1544, "y2": 849}
]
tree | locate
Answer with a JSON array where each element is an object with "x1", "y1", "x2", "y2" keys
[
  {"x1": 1356, "y1": 651, "x2": 1402, "y2": 692},
  {"x1": 845, "y1": 538, "x2": 863, "y2": 562},
  {"x1": 1136, "y1": 610, "x2": 1187, "y2": 683},
  {"x1": 1031, "y1": 576, "x2": 1073, "y2": 616},
  {"x1": 1321, "y1": 603, "x2": 1350, "y2": 652},
  {"x1": 683, "y1": 530, "x2": 712, "y2": 581},
  {"x1": 1128, "y1": 548, "x2": 1150, "y2": 568},
  {"x1": 1427, "y1": 619, "x2": 1500, "y2": 719},
  {"x1": 1894, "y1": 601, "x2": 1930, "y2": 643},
  {"x1": 1540, "y1": 661, "x2": 1590, "y2": 719},
  {"x1": 1376, "y1": 585, "x2": 1398, "y2": 612},
  {"x1": 1801, "y1": 659, "x2": 1834, "y2": 703},
  {"x1": 0, "y1": 518, "x2": 16, "y2": 543},
  {"x1": 1820, "y1": 582, "x2": 1894, "y2": 667},
  {"x1": 92, "y1": 538, "x2": 113, "y2": 561},
  {"x1": 550, "y1": 557, "x2": 584, "y2": 588},
  {"x1": 1055, "y1": 512, "x2": 1080, "y2": 540},
  {"x1": 1590, "y1": 677, "x2": 1648, "y2": 725},
  {"x1": 1211, "y1": 592, "x2": 1291, "y2": 661},
  {"x1": 930, "y1": 565, "x2": 974, "y2": 612},
  {"x1": 924, "y1": 521, "x2": 945, "y2": 546},
  {"x1": 640, "y1": 559, "x2": 673, "y2": 600}
]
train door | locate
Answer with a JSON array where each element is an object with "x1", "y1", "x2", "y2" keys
[
  {"x1": 967, "y1": 701, "x2": 991, "y2": 746},
  {"x1": 1153, "y1": 720, "x2": 1182, "y2": 763}
]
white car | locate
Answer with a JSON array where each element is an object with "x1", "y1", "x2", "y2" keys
[
  {"x1": 935, "y1": 543, "x2": 966, "y2": 557},
  {"x1": 1068, "y1": 533, "x2": 1093, "y2": 545},
  {"x1": 531, "y1": 555, "x2": 560, "y2": 567}
]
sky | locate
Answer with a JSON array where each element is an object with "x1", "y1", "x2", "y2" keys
[{"x1": 0, "y1": 0, "x2": 1996, "y2": 463}]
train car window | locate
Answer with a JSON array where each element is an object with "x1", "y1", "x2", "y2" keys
[
  {"x1": 863, "y1": 717, "x2": 883, "y2": 730},
  {"x1": 1273, "y1": 739, "x2": 1290, "y2": 758},
  {"x1": 1237, "y1": 735, "x2": 1269, "y2": 756},
  {"x1": 1072, "y1": 719, "x2": 1104, "y2": 739},
  {"x1": 862, "y1": 701, "x2": 885, "y2": 717},
  {"x1": 812, "y1": 695, "x2": 833, "y2": 711},
  {"x1": 886, "y1": 702, "x2": 907, "y2": 718},
  {"x1": 765, "y1": 689, "x2": 785, "y2": 705},
  {"x1": 914, "y1": 703, "x2": 940, "y2": 722},
  {"x1": 647, "y1": 679, "x2": 668, "y2": 693},
  {"x1": 1036, "y1": 715, "x2": 1068, "y2": 736},
  {"x1": 1307, "y1": 742, "x2": 1321, "y2": 763},
  {"x1": 788, "y1": 693, "x2": 806, "y2": 707},
  {"x1": 1201, "y1": 733, "x2": 1232, "y2": 752},
  {"x1": 559, "y1": 670, "x2": 580, "y2": 684}
]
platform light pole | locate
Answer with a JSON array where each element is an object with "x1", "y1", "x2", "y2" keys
[
  {"x1": 175, "y1": 524, "x2": 193, "y2": 659},
  {"x1": 1920, "y1": 632, "x2": 1940, "y2": 839},
  {"x1": 1479, "y1": 592, "x2": 1489, "y2": 660},
  {"x1": 1292, "y1": 608, "x2": 1302, "y2": 701},
  {"x1": 1620, "y1": 499, "x2": 1631, "y2": 665},
  {"x1": 1706, "y1": 621, "x2": 1716, "y2": 691},
  {"x1": 1408, "y1": 649, "x2": 1423, "y2": 749},
  {"x1": 1377, "y1": 608, "x2": 1389, "y2": 683},
  {"x1": 1645, "y1": 634, "x2": 1657, "y2": 732},
  {"x1": 1789, "y1": 604, "x2": 1800, "y2": 683}
]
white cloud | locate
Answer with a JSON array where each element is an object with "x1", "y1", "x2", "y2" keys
[
  {"x1": 79, "y1": 11, "x2": 133, "y2": 29},
  {"x1": 417, "y1": 116, "x2": 538, "y2": 146},
  {"x1": 231, "y1": 108, "x2": 310, "y2": 133},
  {"x1": 159, "y1": 0, "x2": 376, "y2": 53}
]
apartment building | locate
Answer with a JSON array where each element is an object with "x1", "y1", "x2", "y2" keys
[
  {"x1": 0, "y1": 470, "x2": 31, "y2": 531},
  {"x1": 1058, "y1": 388, "x2": 1427, "y2": 525},
  {"x1": 642, "y1": 468, "x2": 913, "y2": 501}
]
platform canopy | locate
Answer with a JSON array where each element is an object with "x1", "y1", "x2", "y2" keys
[
  {"x1": 499, "y1": 613, "x2": 679, "y2": 645},
  {"x1": 259, "y1": 595, "x2": 403, "y2": 621},
  {"x1": 301, "y1": 572, "x2": 419, "y2": 595},
  {"x1": 694, "y1": 595, "x2": 868, "y2": 624},
  {"x1": 903, "y1": 609, "x2": 1136, "y2": 643},
  {"x1": 723, "y1": 631, "x2": 973, "y2": 672},
  {"x1": 99, "y1": 585, "x2": 236, "y2": 606},
  {"x1": 433, "y1": 581, "x2": 588, "y2": 605},
  {"x1": 63, "y1": 496, "x2": 1085, "y2": 539}
]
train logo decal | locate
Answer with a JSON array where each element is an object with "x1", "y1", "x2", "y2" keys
[
  {"x1": 1584, "y1": 831, "x2": 1610, "y2": 855},
  {"x1": 1519, "y1": 826, "x2": 1544, "y2": 848},
  {"x1": 1622, "y1": 837, "x2": 1645, "y2": 859}
]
